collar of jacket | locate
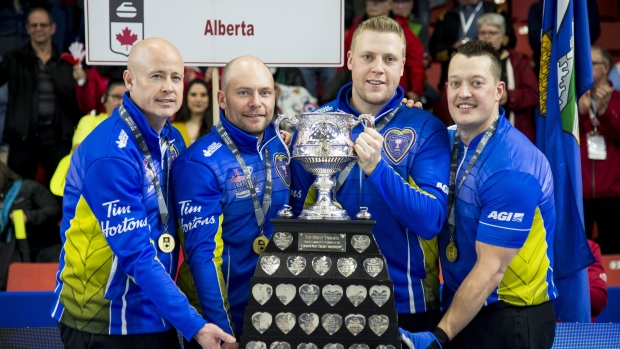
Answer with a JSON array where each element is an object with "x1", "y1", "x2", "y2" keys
[
  {"x1": 120, "y1": 91, "x2": 173, "y2": 146},
  {"x1": 335, "y1": 82, "x2": 405, "y2": 121},
  {"x1": 218, "y1": 109, "x2": 278, "y2": 152},
  {"x1": 459, "y1": 106, "x2": 507, "y2": 149},
  {"x1": 22, "y1": 41, "x2": 61, "y2": 62}
]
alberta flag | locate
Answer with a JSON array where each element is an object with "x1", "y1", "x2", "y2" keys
[{"x1": 535, "y1": 0, "x2": 596, "y2": 322}]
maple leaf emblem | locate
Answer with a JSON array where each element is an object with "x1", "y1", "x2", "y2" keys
[{"x1": 116, "y1": 27, "x2": 138, "y2": 51}]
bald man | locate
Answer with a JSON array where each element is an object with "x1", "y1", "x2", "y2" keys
[
  {"x1": 171, "y1": 55, "x2": 291, "y2": 348},
  {"x1": 51, "y1": 38, "x2": 235, "y2": 349}
]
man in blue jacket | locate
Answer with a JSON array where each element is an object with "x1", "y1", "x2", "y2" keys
[
  {"x1": 171, "y1": 55, "x2": 291, "y2": 348},
  {"x1": 290, "y1": 15, "x2": 450, "y2": 332},
  {"x1": 400, "y1": 40, "x2": 556, "y2": 349},
  {"x1": 51, "y1": 38, "x2": 235, "y2": 349}
]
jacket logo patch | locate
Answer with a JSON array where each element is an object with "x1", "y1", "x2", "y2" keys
[
  {"x1": 383, "y1": 127, "x2": 416, "y2": 164},
  {"x1": 116, "y1": 129, "x2": 128, "y2": 148},
  {"x1": 232, "y1": 168, "x2": 259, "y2": 198},
  {"x1": 203, "y1": 142, "x2": 223, "y2": 157},
  {"x1": 274, "y1": 153, "x2": 291, "y2": 188},
  {"x1": 169, "y1": 143, "x2": 179, "y2": 164}
]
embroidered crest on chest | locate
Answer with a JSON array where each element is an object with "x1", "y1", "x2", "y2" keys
[
  {"x1": 383, "y1": 127, "x2": 416, "y2": 164},
  {"x1": 274, "y1": 152, "x2": 291, "y2": 188}
]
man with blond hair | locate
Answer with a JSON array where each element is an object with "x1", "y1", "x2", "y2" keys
[{"x1": 291, "y1": 15, "x2": 450, "y2": 332}]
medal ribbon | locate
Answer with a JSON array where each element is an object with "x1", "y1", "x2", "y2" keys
[
  {"x1": 447, "y1": 116, "x2": 499, "y2": 236},
  {"x1": 119, "y1": 106, "x2": 170, "y2": 232},
  {"x1": 459, "y1": 1, "x2": 483, "y2": 39},
  {"x1": 216, "y1": 122, "x2": 272, "y2": 234}
]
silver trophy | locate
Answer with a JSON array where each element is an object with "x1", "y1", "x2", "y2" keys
[{"x1": 275, "y1": 112, "x2": 375, "y2": 220}]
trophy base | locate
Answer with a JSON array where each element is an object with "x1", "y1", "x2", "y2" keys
[{"x1": 299, "y1": 203, "x2": 350, "y2": 220}]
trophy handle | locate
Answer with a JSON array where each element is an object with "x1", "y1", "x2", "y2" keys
[
  {"x1": 353, "y1": 114, "x2": 375, "y2": 130},
  {"x1": 274, "y1": 114, "x2": 296, "y2": 164}
]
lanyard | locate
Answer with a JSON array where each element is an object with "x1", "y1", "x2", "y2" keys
[
  {"x1": 459, "y1": 1, "x2": 483, "y2": 39},
  {"x1": 119, "y1": 106, "x2": 170, "y2": 230},
  {"x1": 334, "y1": 104, "x2": 402, "y2": 193},
  {"x1": 447, "y1": 116, "x2": 498, "y2": 234},
  {"x1": 216, "y1": 122, "x2": 272, "y2": 234}
]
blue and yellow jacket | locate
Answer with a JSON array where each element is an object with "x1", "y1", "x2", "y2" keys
[
  {"x1": 172, "y1": 112, "x2": 291, "y2": 336},
  {"x1": 51, "y1": 94, "x2": 207, "y2": 340},
  {"x1": 290, "y1": 83, "x2": 450, "y2": 314},
  {"x1": 440, "y1": 112, "x2": 557, "y2": 308}
]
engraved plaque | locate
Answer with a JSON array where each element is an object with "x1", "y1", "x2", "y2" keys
[
  {"x1": 321, "y1": 313, "x2": 343, "y2": 335},
  {"x1": 345, "y1": 314, "x2": 366, "y2": 336},
  {"x1": 299, "y1": 233, "x2": 347, "y2": 252},
  {"x1": 247, "y1": 341, "x2": 267, "y2": 349},
  {"x1": 346, "y1": 285, "x2": 367, "y2": 307},
  {"x1": 276, "y1": 284, "x2": 296, "y2": 306},
  {"x1": 363, "y1": 257, "x2": 384, "y2": 277},
  {"x1": 260, "y1": 255, "x2": 280, "y2": 275},
  {"x1": 337, "y1": 258, "x2": 357, "y2": 277},
  {"x1": 299, "y1": 313, "x2": 320, "y2": 335},
  {"x1": 270, "y1": 342, "x2": 291, "y2": 349},
  {"x1": 299, "y1": 284, "x2": 320, "y2": 306},
  {"x1": 251, "y1": 312, "x2": 272, "y2": 334},
  {"x1": 275, "y1": 312, "x2": 296, "y2": 334},
  {"x1": 312, "y1": 256, "x2": 332, "y2": 276},
  {"x1": 322, "y1": 284, "x2": 343, "y2": 306},
  {"x1": 369, "y1": 285, "x2": 391, "y2": 307},
  {"x1": 376, "y1": 346, "x2": 396, "y2": 349},
  {"x1": 298, "y1": 344, "x2": 318, "y2": 349},
  {"x1": 351, "y1": 235, "x2": 371, "y2": 253},
  {"x1": 368, "y1": 315, "x2": 389, "y2": 336},
  {"x1": 274, "y1": 232, "x2": 294, "y2": 250},
  {"x1": 324, "y1": 344, "x2": 344, "y2": 349},
  {"x1": 287, "y1": 256, "x2": 307, "y2": 275}
]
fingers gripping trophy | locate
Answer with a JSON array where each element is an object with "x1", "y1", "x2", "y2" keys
[
  {"x1": 240, "y1": 112, "x2": 401, "y2": 349},
  {"x1": 275, "y1": 112, "x2": 374, "y2": 220}
]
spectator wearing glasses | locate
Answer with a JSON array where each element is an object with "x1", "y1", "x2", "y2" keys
[
  {"x1": 476, "y1": 13, "x2": 538, "y2": 143},
  {"x1": 50, "y1": 79, "x2": 127, "y2": 196},
  {"x1": 0, "y1": 7, "x2": 81, "y2": 185},
  {"x1": 577, "y1": 46, "x2": 620, "y2": 255}
]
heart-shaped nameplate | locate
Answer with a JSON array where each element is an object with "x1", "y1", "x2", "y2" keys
[
  {"x1": 252, "y1": 283, "x2": 273, "y2": 305},
  {"x1": 287, "y1": 256, "x2": 306, "y2": 276},
  {"x1": 298, "y1": 313, "x2": 320, "y2": 335},
  {"x1": 345, "y1": 314, "x2": 366, "y2": 336},
  {"x1": 276, "y1": 284, "x2": 296, "y2": 305},
  {"x1": 337, "y1": 258, "x2": 357, "y2": 277},
  {"x1": 368, "y1": 315, "x2": 389, "y2": 336},
  {"x1": 322, "y1": 284, "x2": 343, "y2": 306},
  {"x1": 299, "y1": 283, "x2": 320, "y2": 306},
  {"x1": 363, "y1": 257, "x2": 383, "y2": 277},
  {"x1": 351, "y1": 235, "x2": 371, "y2": 253},
  {"x1": 273, "y1": 232, "x2": 293, "y2": 250},
  {"x1": 312, "y1": 256, "x2": 332, "y2": 276},
  {"x1": 251, "y1": 312, "x2": 272, "y2": 334},
  {"x1": 369, "y1": 285, "x2": 391, "y2": 307},
  {"x1": 346, "y1": 285, "x2": 367, "y2": 307},
  {"x1": 275, "y1": 312, "x2": 296, "y2": 334},
  {"x1": 321, "y1": 313, "x2": 343, "y2": 335},
  {"x1": 260, "y1": 255, "x2": 280, "y2": 275}
]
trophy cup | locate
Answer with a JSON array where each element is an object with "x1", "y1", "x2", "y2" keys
[
  {"x1": 239, "y1": 113, "x2": 401, "y2": 349},
  {"x1": 274, "y1": 113, "x2": 374, "y2": 220}
]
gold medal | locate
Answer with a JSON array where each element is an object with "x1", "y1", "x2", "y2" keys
[
  {"x1": 446, "y1": 240, "x2": 458, "y2": 262},
  {"x1": 253, "y1": 235, "x2": 269, "y2": 254},
  {"x1": 158, "y1": 232, "x2": 175, "y2": 253}
]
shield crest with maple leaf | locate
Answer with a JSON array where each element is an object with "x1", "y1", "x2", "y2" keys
[{"x1": 109, "y1": 0, "x2": 144, "y2": 57}]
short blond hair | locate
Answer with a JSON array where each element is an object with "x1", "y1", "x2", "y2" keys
[{"x1": 350, "y1": 16, "x2": 406, "y2": 58}]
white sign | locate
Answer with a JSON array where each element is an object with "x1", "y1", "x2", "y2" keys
[{"x1": 85, "y1": 0, "x2": 344, "y2": 67}]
